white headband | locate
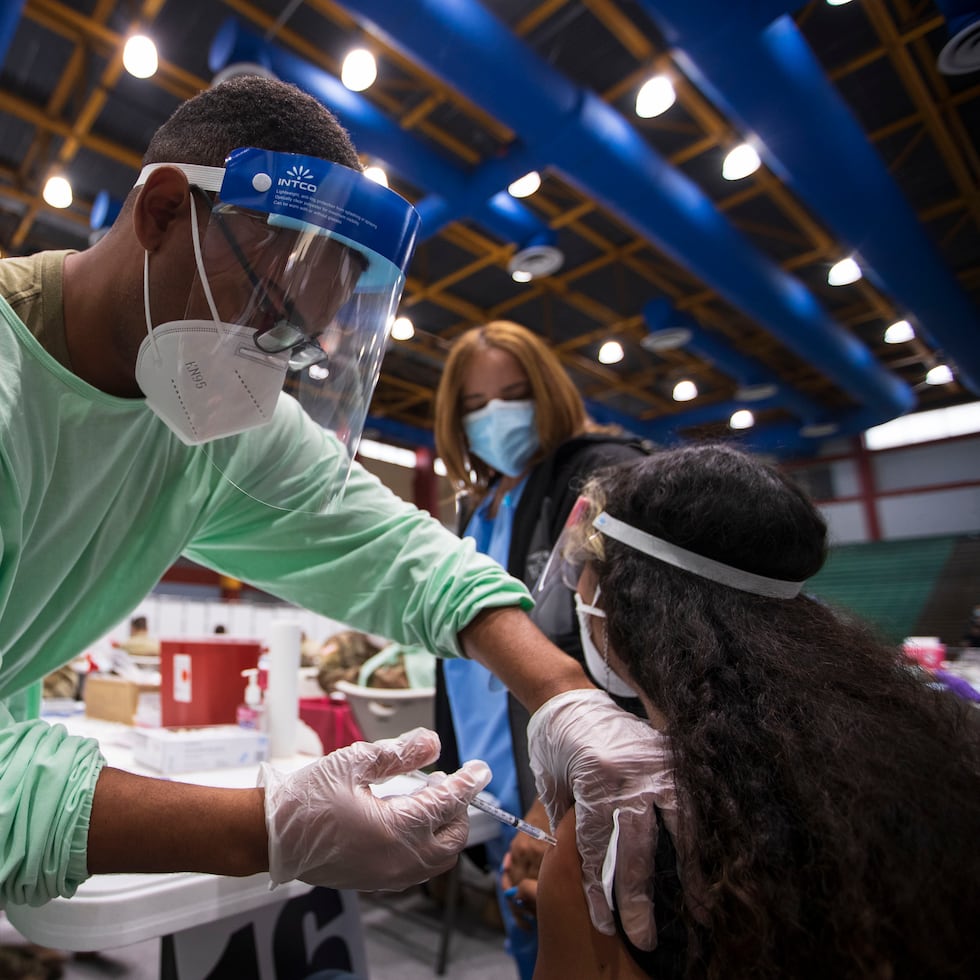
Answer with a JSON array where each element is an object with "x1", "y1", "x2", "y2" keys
[
  {"x1": 134, "y1": 163, "x2": 225, "y2": 193},
  {"x1": 593, "y1": 511, "x2": 805, "y2": 599}
]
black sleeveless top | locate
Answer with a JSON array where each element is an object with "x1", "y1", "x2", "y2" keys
[{"x1": 612, "y1": 808, "x2": 708, "y2": 978}]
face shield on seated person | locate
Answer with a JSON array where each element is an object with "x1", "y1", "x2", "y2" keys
[
  {"x1": 530, "y1": 496, "x2": 641, "y2": 696},
  {"x1": 534, "y1": 492, "x2": 808, "y2": 694},
  {"x1": 533, "y1": 496, "x2": 601, "y2": 598},
  {"x1": 133, "y1": 147, "x2": 420, "y2": 514}
]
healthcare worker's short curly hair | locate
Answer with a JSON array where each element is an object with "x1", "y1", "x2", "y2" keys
[{"x1": 142, "y1": 74, "x2": 362, "y2": 171}]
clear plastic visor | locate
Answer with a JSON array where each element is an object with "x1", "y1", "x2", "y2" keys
[
  {"x1": 533, "y1": 495, "x2": 605, "y2": 598},
  {"x1": 190, "y1": 200, "x2": 405, "y2": 515}
]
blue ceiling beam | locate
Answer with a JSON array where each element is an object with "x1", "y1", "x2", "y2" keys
[
  {"x1": 328, "y1": 0, "x2": 914, "y2": 433},
  {"x1": 0, "y1": 1, "x2": 26, "y2": 68},
  {"x1": 635, "y1": 1, "x2": 980, "y2": 395}
]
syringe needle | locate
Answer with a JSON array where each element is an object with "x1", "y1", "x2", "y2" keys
[{"x1": 409, "y1": 769, "x2": 557, "y2": 846}]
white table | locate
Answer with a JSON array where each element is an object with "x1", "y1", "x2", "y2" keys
[{"x1": 7, "y1": 709, "x2": 500, "y2": 978}]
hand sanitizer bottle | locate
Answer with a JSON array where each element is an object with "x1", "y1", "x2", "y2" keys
[{"x1": 237, "y1": 668, "x2": 265, "y2": 730}]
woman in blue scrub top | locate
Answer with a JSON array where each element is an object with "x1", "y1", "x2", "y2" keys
[{"x1": 433, "y1": 320, "x2": 647, "y2": 978}]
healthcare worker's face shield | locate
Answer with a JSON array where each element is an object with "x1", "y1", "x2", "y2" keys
[{"x1": 133, "y1": 148, "x2": 420, "y2": 514}]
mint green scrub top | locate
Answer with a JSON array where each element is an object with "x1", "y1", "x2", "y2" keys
[{"x1": 0, "y1": 279, "x2": 531, "y2": 906}]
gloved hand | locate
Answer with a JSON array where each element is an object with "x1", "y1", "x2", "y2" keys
[
  {"x1": 259, "y1": 727, "x2": 491, "y2": 892},
  {"x1": 527, "y1": 689, "x2": 677, "y2": 951}
]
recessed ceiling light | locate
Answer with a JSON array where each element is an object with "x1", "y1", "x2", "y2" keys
[
  {"x1": 42, "y1": 175, "x2": 72, "y2": 209},
  {"x1": 734, "y1": 382, "x2": 778, "y2": 402},
  {"x1": 342, "y1": 49, "x2": 377, "y2": 91},
  {"x1": 884, "y1": 319, "x2": 915, "y2": 344},
  {"x1": 507, "y1": 244, "x2": 564, "y2": 281},
  {"x1": 363, "y1": 165, "x2": 388, "y2": 187},
  {"x1": 390, "y1": 316, "x2": 415, "y2": 341},
  {"x1": 925, "y1": 364, "x2": 954, "y2": 385},
  {"x1": 799, "y1": 422, "x2": 839, "y2": 438},
  {"x1": 507, "y1": 171, "x2": 541, "y2": 198},
  {"x1": 635, "y1": 76, "x2": 676, "y2": 118},
  {"x1": 511, "y1": 269, "x2": 533, "y2": 283},
  {"x1": 123, "y1": 35, "x2": 158, "y2": 78},
  {"x1": 828, "y1": 257, "x2": 862, "y2": 286},
  {"x1": 672, "y1": 379, "x2": 698, "y2": 401},
  {"x1": 730, "y1": 409, "x2": 755, "y2": 430},
  {"x1": 598, "y1": 340, "x2": 624, "y2": 364},
  {"x1": 722, "y1": 143, "x2": 761, "y2": 181}
]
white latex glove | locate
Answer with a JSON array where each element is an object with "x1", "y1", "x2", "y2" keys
[
  {"x1": 528, "y1": 689, "x2": 677, "y2": 952},
  {"x1": 259, "y1": 727, "x2": 491, "y2": 892}
]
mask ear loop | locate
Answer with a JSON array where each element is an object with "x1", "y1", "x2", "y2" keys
[
  {"x1": 593, "y1": 584, "x2": 617, "y2": 693},
  {"x1": 141, "y1": 189, "x2": 222, "y2": 366},
  {"x1": 186, "y1": 191, "x2": 222, "y2": 324},
  {"x1": 142, "y1": 249, "x2": 161, "y2": 366}
]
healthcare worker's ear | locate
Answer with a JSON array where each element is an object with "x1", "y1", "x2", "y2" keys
[{"x1": 132, "y1": 166, "x2": 194, "y2": 251}]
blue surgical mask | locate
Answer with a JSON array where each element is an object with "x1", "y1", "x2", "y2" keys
[{"x1": 463, "y1": 398, "x2": 540, "y2": 477}]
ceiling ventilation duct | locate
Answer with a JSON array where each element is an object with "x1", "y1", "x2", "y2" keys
[
  {"x1": 507, "y1": 241, "x2": 564, "y2": 281},
  {"x1": 934, "y1": 0, "x2": 980, "y2": 74}
]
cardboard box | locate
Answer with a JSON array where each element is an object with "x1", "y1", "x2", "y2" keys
[
  {"x1": 130, "y1": 725, "x2": 269, "y2": 774},
  {"x1": 84, "y1": 675, "x2": 160, "y2": 725}
]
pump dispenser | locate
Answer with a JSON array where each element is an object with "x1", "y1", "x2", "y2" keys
[{"x1": 237, "y1": 668, "x2": 265, "y2": 730}]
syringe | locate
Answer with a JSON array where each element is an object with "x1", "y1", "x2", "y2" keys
[{"x1": 409, "y1": 769, "x2": 557, "y2": 846}]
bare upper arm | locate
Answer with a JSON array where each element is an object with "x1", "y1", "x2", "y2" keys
[{"x1": 534, "y1": 809, "x2": 651, "y2": 980}]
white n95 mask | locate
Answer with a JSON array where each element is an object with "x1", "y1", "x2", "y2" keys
[
  {"x1": 135, "y1": 185, "x2": 290, "y2": 445},
  {"x1": 135, "y1": 320, "x2": 289, "y2": 445},
  {"x1": 574, "y1": 584, "x2": 638, "y2": 698}
]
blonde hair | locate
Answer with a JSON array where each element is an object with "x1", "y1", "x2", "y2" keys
[{"x1": 434, "y1": 320, "x2": 589, "y2": 493}]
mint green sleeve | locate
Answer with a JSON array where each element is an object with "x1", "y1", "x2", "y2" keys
[
  {"x1": 0, "y1": 702, "x2": 105, "y2": 906},
  {"x1": 185, "y1": 408, "x2": 532, "y2": 658}
]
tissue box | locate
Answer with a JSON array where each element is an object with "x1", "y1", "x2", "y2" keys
[
  {"x1": 130, "y1": 725, "x2": 269, "y2": 774},
  {"x1": 84, "y1": 675, "x2": 160, "y2": 725}
]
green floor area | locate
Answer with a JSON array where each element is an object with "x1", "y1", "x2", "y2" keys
[{"x1": 806, "y1": 536, "x2": 958, "y2": 644}]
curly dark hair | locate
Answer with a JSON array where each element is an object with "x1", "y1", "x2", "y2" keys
[
  {"x1": 143, "y1": 75, "x2": 361, "y2": 170},
  {"x1": 586, "y1": 444, "x2": 980, "y2": 979}
]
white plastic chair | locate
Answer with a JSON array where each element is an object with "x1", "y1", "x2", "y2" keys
[{"x1": 332, "y1": 681, "x2": 435, "y2": 741}]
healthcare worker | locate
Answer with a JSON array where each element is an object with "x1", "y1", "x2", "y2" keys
[
  {"x1": 433, "y1": 320, "x2": 649, "y2": 976},
  {"x1": 0, "y1": 75, "x2": 663, "y2": 952}
]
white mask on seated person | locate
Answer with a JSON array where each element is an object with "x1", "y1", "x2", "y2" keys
[{"x1": 574, "y1": 583, "x2": 638, "y2": 698}]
